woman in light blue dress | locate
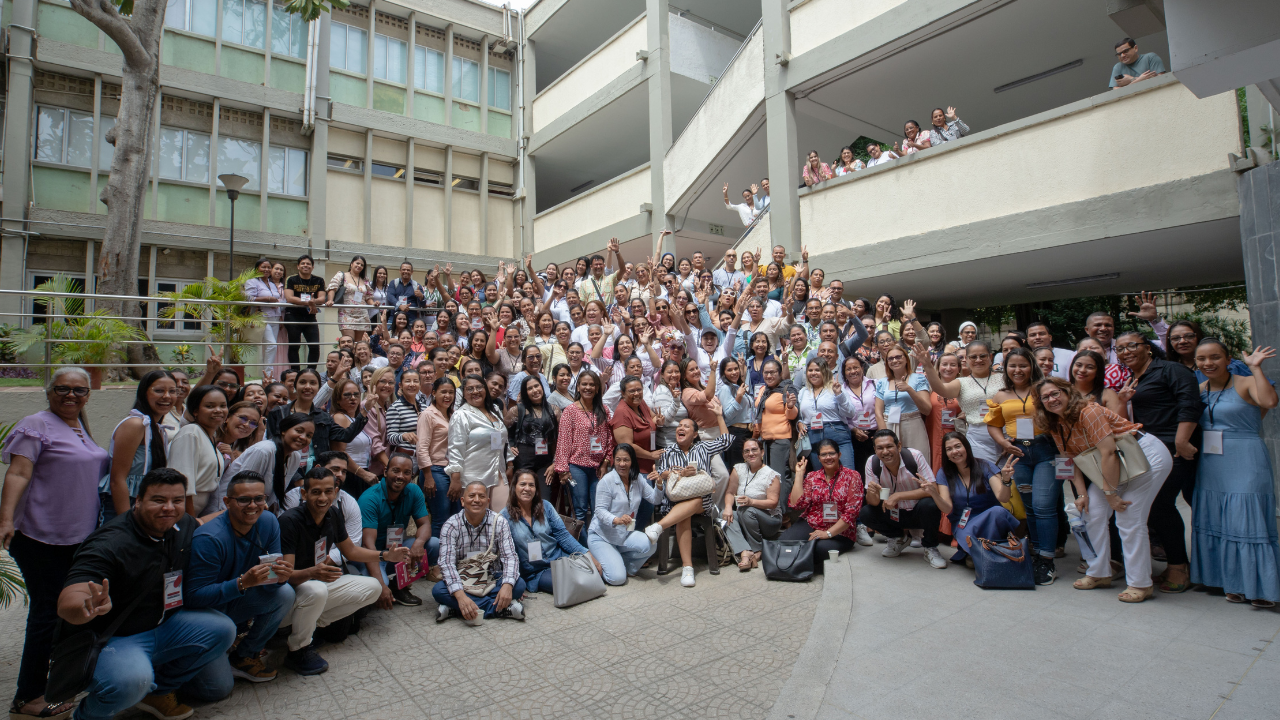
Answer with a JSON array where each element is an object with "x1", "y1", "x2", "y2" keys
[{"x1": 1190, "y1": 341, "x2": 1280, "y2": 607}]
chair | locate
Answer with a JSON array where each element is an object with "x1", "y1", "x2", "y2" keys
[{"x1": 655, "y1": 514, "x2": 721, "y2": 575}]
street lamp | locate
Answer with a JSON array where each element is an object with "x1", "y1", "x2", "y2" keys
[{"x1": 218, "y1": 173, "x2": 249, "y2": 282}]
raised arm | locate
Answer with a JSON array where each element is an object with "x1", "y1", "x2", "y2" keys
[{"x1": 913, "y1": 342, "x2": 959, "y2": 398}]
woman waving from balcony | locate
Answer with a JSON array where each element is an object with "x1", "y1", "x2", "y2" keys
[
  {"x1": 928, "y1": 106, "x2": 970, "y2": 145},
  {"x1": 801, "y1": 150, "x2": 835, "y2": 187}
]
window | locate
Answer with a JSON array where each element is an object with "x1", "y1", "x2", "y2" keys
[
  {"x1": 222, "y1": 0, "x2": 267, "y2": 49},
  {"x1": 489, "y1": 181, "x2": 514, "y2": 197},
  {"x1": 216, "y1": 136, "x2": 262, "y2": 191},
  {"x1": 154, "y1": 280, "x2": 203, "y2": 332},
  {"x1": 29, "y1": 274, "x2": 86, "y2": 326},
  {"x1": 98, "y1": 117, "x2": 117, "y2": 171},
  {"x1": 271, "y1": 3, "x2": 308, "y2": 59},
  {"x1": 487, "y1": 67, "x2": 511, "y2": 110},
  {"x1": 372, "y1": 162, "x2": 405, "y2": 179},
  {"x1": 327, "y1": 155, "x2": 362, "y2": 172},
  {"x1": 451, "y1": 177, "x2": 479, "y2": 191},
  {"x1": 330, "y1": 21, "x2": 367, "y2": 74},
  {"x1": 452, "y1": 57, "x2": 479, "y2": 103},
  {"x1": 414, "y1": 170, "x2": 442, "y2": 185},
  {"x1": 268, "y1": 146, "x2": 308, "y2": 196},
  {"x1": 413, "y1": 46, "x2": 444, "y2": 93},
  {"x1": 35, "y1": 106, "x2": 95, "y2": 169},
  {"x1": 158, "y1": 127, "x2": 211, "y2": 183},
  {"x1": 373, "y1": 33, "x2": 406, "y2": 84},
  {"x1": 165, "y1": 0, "x2": 217, "y2": 36}
]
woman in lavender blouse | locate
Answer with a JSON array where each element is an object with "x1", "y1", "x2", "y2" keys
[{"x1": 0, "y1": 367, "x2": 108, "y2": 718}]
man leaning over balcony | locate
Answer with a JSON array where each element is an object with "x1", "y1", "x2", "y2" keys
[{"x1": 1110, "y1": 37, "x2": 1165, "y2": 89}]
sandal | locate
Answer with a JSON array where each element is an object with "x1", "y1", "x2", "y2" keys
[
  {"x1": 1073, "y1": 575, "x2": 1112, "y2": 590},
  {"x1": 1251, "y1": 599, "x2": 1276, "y2": 609},
  {"x1": 1159, "y1": 565, "x2": 1190, "y2": 594},
  {"x1": 1226, "y1": 593, "x2": 1247, "y2": 603},
  {"x1": 737, "y1": 552, "x2": 753, "y2": 572},
  {"x1": 1118, "y1": 586, "x2": 1154, "y2": 603},
  {"x1": 9, "y1": 700, "x2": 74, "y2": 719}
]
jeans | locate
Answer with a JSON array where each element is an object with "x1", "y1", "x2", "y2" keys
[
  {"x1": 807, "y1": 420, "x2": 856, "y2": 471},
  {"x1": 286, "y1": 317, "x2": 320, "y2": 371},
  {"x1": 761, "y1": 438, "x2": 793, "y2": 510},
  {"x1": 587, "y1": 530, "x2": 656, "y2": 585},
  {"x1": 426, "y1": 466, "x2": 462, "y2": 539},
  {"x1": 431, "y1": 578, "x2": 528, "y2": 617},
  {"x1": 9, "y1": 533, "x2": 79, "y2": 703},
  {"x1": 198, "y1": 583, "x2": 295, "y2": 692},
  {"x1": 568, "y1": 464, "x2": 600, "y2": 539},
  {"x1": 1011, "y1": 435, "x2": 1059, "y2": 559},
  {"x1": 779, "y1": 520, "x2": 854, "y2": 575},
  {"x1": 74, "y1": 610, "x2": 236, "y2": 720},
  {"x1": 859, "y1": 498, "x2": 942, "y2": 548}
]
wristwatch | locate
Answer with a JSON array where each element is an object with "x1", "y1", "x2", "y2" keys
[
  {"x1": 1102, "y1": 489, "x2": 1118, "y2": 496},
  {"x1": 825, "y1": 530, "x2": 833, "y2": 539},
  {"x1": 378, "y1": 550, "x2": 386, "y2": 561}
]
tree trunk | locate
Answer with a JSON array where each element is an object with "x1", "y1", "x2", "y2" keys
[{"x1": 70, "y1": 0, "x2": 167, "y2": 378}]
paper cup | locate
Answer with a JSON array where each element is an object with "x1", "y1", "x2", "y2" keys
[
  {"x1": 827, "y1": 549, "x2": 839, "y2": 563},
  {"x1": 879, "y1": 487, "x2": 890, "y2": 502}
]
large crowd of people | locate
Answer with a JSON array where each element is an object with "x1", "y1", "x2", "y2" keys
[{"x1": 0, "y1": 222, "x2": 1274, "y2": 719}]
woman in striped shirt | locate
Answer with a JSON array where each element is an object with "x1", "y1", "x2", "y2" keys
[{"x1": 385, "y1": 370, "x2": 425, "y2": 476}]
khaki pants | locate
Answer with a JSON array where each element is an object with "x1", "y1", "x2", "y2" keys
[{"x1": 282, "y1": 575, "x2": 381, "y2": 651}]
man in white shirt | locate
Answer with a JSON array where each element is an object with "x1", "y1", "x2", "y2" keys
[
  {"x1": 722, "y1": 183, "x2": 758, "y2": 227},
  {"x1": 1026, "y1": 321, "x2": 1077, "y2": 380},
  {"x1": 713, "y1": 250, "x2": 745, "y2": 293},
  {"x1": 859, "y1": 430, "x2": 946, "y2": 569},
  {"x1": 866, "y1": 143, "x2": 900, "y2": 167}
]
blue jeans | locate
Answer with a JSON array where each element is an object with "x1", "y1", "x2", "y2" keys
[
  {"x1": 198, "y1": 583, "x2": 295, "y2": 692},
  {"x1": 74, "y1": 609, "x2": 236, "y2": 720},
  {"x1": 527, "y1": 569, "x2": 555, "y2": 594},
  {"x1": 807, "y1": 420, "x2": 856, "y2": 471},
  {"x1": 1012, "y1": 435, "x2": 1059, "y2": 559},
  {"x1": 426, "y1": 466, "x2": 462, "y2": 539},
  {"x1": 587, "y1": 530, "x2": 656, "y2": 586},
  {"x1": 430, "y1": 578, "x2": 528, "y2": 618},
  {"x1": 568, "y1": 464, "x2": 599, "y2": 539}
]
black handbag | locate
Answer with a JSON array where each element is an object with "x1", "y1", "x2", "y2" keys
[
  {"x1": 555, "y1": 482, "x2": 584, "y2": 539},
  {"x1": 761, "y1": 539, "x2": 815, "y2": 582},
  {"x1": 330, "y1": 272, "x2": 347, "y2": 305},
  {"x1": 46, "y1": 569, "x2": 158, "y2": 704}
]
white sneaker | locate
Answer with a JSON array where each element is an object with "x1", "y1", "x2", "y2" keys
[
  {"x1": 875, "y1": 532, "x2": 888, "y2": 543},
  {"x1": 644, "y1": 523, "x2": 664, "y2": 547},
  {"x1": 435, "y1": 606, "x2": 453, "y2": 623},
  {"x1": 924, "y1": 547, "x2": 947, "y2": 569},
  {"x1": 680, "y1": 566, "x2": 696, "y2": 587},
  {"x1": 501, "y1": 600, "x2": 525, "y2": 621},
  {"x1": 856, "y1": 525, "x2": 874, "y2": 547},
  {"x1": 910, "y1": 537, "x2": 923, "y2": 548},
  {"x1": 882, "y1": 534, "x2": 910, "y2": 558}
]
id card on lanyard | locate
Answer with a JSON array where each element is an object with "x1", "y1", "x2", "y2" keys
[
  {"x1": 163, "y1": 571, "x2": 183, "y2": 610},
  {"x1": 1054, "y1": 456, "x2": 1074, "y2": 480},
  {"x1": 534, "y1": 436, "x2": 548, "y2": 455}
]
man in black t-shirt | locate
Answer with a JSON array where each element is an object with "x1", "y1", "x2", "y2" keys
[
  {"x1": 278, "y1": 466, "x2": 407, "y2": 675},
  {"x1": 57, "y1": 469, "x2": 236, "y2": 720},
  {"x1": 283, "y1": 254, "x2": 327, "y2": 371}
]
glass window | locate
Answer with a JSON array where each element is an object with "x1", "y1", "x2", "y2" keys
[
  {"x1": 33, "y1": 106, "x2": 96, "y2": 169},
  {"x1": 158, "y1": 128, "x2": 185, "y2": 180},
  {"x1": 98, "y1": 117, "x2": 116, "y2": 171},
  {"x1": 216, "y1": 137, "x2": 262, "y2": 191},
  {"x1": 186, "y1": 131, "x2": 211, "y2": 183},
  {"x1": 165, "y1": 0, "x2": 215, "y2": 36},
  {"x1": 414, "y1": 46, "x2": 444, "y2": 93},
  {"x1": 222, "y1": 0, "x2": 266, "y2": 49},
  {"x1": 271, "y1": 4, "x2": 307, "y2": 59},
  {"x1": 452, "y1": 177, "x2": 479, "y2": 191},
  {"x1": 452, "y1": 57, "x2": 479, "y2": 102},
  {"x1": 373, "y1": 34, "x2": 406, "y2": 83},
  {"x1": 330, "y1": 22, "x2": 367, "y2": 74},
  {"x1": 488, "y1": 67, "x2": 511, "y2": 110},
  {"x1": 267, "y1": 146, "x2": 307, "y2": 196},
  {"x1": 157, "y1": 127, "x2": 212, "y2": 183},
  {"x1": 371, "y1": 162, "x2": 404, "y2": 179},
  {"x1": 34, "y1": 106, "x2": 66, "y2": 163},
  {"x1": 327, "y1": 155, "x2": 362, "y2": 172}
]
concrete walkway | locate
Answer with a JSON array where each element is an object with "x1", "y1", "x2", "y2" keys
[{"x1": 773, "y1": 539, "x2": 1280, "y2": 720}]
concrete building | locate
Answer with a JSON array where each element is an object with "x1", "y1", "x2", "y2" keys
[{"x1": 0, "y1": 0, "x2": 525, "y2": 354}]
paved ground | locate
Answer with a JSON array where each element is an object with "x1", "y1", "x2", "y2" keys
[{"x1": 0, "y1": 555, "x2": 821, "y2": 720}]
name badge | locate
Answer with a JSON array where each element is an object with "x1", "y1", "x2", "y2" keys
[
  {"x1": 386, "y1": 524, "x2": 405, "y2": 549},
  {"x1": 472, "y1": 318, "x2": 483, "y2": 329},
  {"x1": 858, "y1": 410, "x2": 877, "y2": 430},
  {"x1": 957, "y1": 507, "x2": 971, "y2": 529},
  {"x1": 822, "y1": 502, "x2": 838, "y2": 522},
  {"x1": 534, "y1": 437, "x2": 548, "y2": 455},
  {"x1": 1015, "y1": 417, "x2": 1034, "y2": 440},
  {"x1": 589, "y1": 436, "x2": 603, "y2": 453},
  {"x1": 163, "y1": 570, "x2": 183, "y2": 610},
  {"x1": 650, "y1": 431, "x2": 656, "y2": 451},
  {"x1": 314, "y1": 538, "x2": 327, "y2": 566},
  {"x1": 889, "y1": 507, "x2": 900, "y2": 522},
  {"x1": 886, "y1": 405, "x2": 902, "y2": 424},
  {"x1": 1203, "y1": 430, "x2": 1224, "y2": 455},
  {"x1": 811, "y1": 412, "x2": 824, "y2": 431},
  {"x1": 527, "y1": 541, "x2": 543, "y2": 563},
  {"x1": 490, "y1": 432, "x2": 503, "y2": 451},
  {"x1": 1054, "y1": 457, "x2": 1074, "y2": 481},
  {"x1": 940, "y1": 409, "x2": 955, "y2": 431},
  {"x1": 300, "y1": 293, "x2": 311, "y2": 303}
]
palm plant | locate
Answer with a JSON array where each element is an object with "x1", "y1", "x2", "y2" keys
[
  {"x1": 157, "y1": 268, "x2": 264, "y2": 364},
  {"x1": 0, "y1": 420, "x2": 27, "y2": 608},
  {"x1": 6, "y1": 275, "x2": 147, "y2": 370}
]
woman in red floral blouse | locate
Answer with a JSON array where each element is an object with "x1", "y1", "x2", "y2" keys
[
  {"x1": 780, "y1": 438, "x2": 864, "y2": 574},
  {"x1": 553, "y1": 371, "x2": 615, "y2": 538}
]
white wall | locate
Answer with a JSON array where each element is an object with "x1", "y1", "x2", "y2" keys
[
  {"x1": 789, "y1": 0, "x2": 906, "y2": 56},
  {"x1": 669, "y1": 13, "x2": 742, "y2": 85},
  {"x1": 532, "y1": 15, "x2": 647, "y2": 132},
  {"x1": 533, "y1": 166, "x2": 650, "y2": 253}
]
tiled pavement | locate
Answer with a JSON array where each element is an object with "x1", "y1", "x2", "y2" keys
[{"x1": 0, "y1": 558, "x2": 822, "y2": 720}]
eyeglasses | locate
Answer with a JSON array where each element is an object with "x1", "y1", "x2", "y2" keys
[
  {"x1": 239, "y1": 419, "x2": 260, "y2": 429},
  {"x1": 341, "y1": 392, "x2": 361, "y2": 399},
  {"x1": 1169, "y1": 334, "x2": 1196, "y2": 343},
  {"x1": 1115, "y1": 342, "x2": 1145, "y2": 353},
  {"x1": 1041, "y1": 390, "x2": 1064, "y2": 401},
  {"x1": 229, "y1": 495, "x2": 267, "y2": 506},
  {"x1": 52, "y1": 386, "x2": 90, "y2": 397},
  {"x1": 685, "y1": 309, "x2": 697, "y2": 315},
  {"x1": 1115, "y1": 46, "x2": 1133, "y2": 56}
]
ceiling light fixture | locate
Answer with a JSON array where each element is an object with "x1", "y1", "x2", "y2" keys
[
  {"x1": 994, "y1": 59, "x2": 1084, "y2": 93},
  {"x1": 1026, "y1": 272, "x2": 1119, "y2": 289}
]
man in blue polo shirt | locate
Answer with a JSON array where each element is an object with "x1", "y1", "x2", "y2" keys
[{"x1": 357, "y1": 454, "x2": 439, "y2": 608}]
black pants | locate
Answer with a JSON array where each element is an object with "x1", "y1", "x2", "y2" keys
[
  {"x1": 779, "y1": 520, "x2": 854, "y2": 575},
  {"x1": 1147, "y1": 447, "x2": 1196, "y2": 566},
  {"x1": 851, "y1": 435, "x2": 876, "y2": 482},
  {"x1": 9, "y1": 532, "x2": 79, "y2": 702},
  {"x1": 286, "y1": 317, "x2": 320, "y2": 371},
  {"x1": 722, "y1": 426, "x2": 752, "y2": 470},
  {"x1": 859, "y1": 497, "x2": 942, "y2": 548}
]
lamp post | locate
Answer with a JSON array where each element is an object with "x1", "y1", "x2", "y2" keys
[{"x1": 218, "y1": 173, "x2": 249, "y2": 282}]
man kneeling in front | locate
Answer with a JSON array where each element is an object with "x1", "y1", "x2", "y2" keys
[
  {"x1": 279, "y1": 466, "x2": 409, "y2": 675},
  {"x1": 432, "y1": 480, "x2": 526, "y2": 625}
]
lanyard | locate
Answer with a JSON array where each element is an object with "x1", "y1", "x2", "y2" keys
[
  {"x1": 1206, "y1": 377, "x2": 1233, "y2": 426},
  {"x1": 463, "y1": 513, "x2": 490, "y2": 548},
  {"x1": 970, "y1": 374, "x2": 991, "y2": 395}
]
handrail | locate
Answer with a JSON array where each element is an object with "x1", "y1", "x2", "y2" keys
[
  {"x1": 668, "y1": 18, "x2": 762, "y2": 151},
  {"x1": 711, "y1": 205, "x2": 769, "y2": 272}
]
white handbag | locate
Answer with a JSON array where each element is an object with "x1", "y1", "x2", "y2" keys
[
  {"x1": 550, "y1": 553, "x2": 606, "y2": 608},
  {"x1": 666, "y1": 470, "x2": 715, "y2": 502}
]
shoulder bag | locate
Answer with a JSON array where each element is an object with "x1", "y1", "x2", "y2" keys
[
  {"x1": 665, "y1": 469, "x2": 714, "y2": 502},
  {"x1": 761, "y1": 538, "x2": 815, "y2": 582},
  {"x1": 331, "y1": 272, "x2": 347, "y2": 305},
  {"x1": 550, "y1": 553, "x2": 607, "y2": 608},
  {"x1": 965, "y1": 532, "x2": 1034, "y2": 590},
  {"x1": 455, "y1": 521, "x2": 499, "y2": 597},
  {"x1": 46, "y1": 566, "x2": 162, "y2": 703},
  {"x1": 1072, "y1": 433, "x2": 1149, "y2": 487},
  {"x1": 555, "y1": 483, "x2": 583, "y2": 539}
]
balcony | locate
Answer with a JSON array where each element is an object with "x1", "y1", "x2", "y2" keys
[
  {"x1": 798, "y1": 78, "x2": 1244, "y2": 306},
  {"x1": 532, "y1": 15, "x2": 649, "y2": 134},
  {"x1": 532, "y1": 165, "x2": 650, "y2": 257}
]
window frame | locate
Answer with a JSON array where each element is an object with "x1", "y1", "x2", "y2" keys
[
  {"x1": 267, "y1": 145, "x2": 309, "y2": 197},
  {"x1": 413, "y1": 45, "x2": 445, "y2": 95},
  {"x1": 372, "y1": 32, "x2": 407, "y2": 85},
  {"x1": 157, "y1": 126, "x2": 213, "y2": 186},
  {"x1": 451, "y1": 56, "x2": 480, "y2": 104},
  {"x1": 330, "y1": 21, "x2": 369, "y2": 75},
  {"x1": 487, "y1": 67, "x2": 511, "y2": 111}
]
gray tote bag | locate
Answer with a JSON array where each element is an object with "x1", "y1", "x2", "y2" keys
[{"x1": 550, "y1": 553, "x2": 607, "y2": 608}]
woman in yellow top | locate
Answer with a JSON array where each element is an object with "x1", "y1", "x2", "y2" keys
[{"x1": 983, "y1": 347, "x2": 1058, "y2": 586}]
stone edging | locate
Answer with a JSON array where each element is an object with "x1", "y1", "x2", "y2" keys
[{"x1": 766, "y1": 557, "x2": 854, "y2": 720}]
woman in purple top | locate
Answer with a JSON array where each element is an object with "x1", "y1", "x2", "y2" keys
[{"x1": 0, "y1": 367, "x2": 109, "y2": 717}]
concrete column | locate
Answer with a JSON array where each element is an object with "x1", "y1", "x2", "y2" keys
[
  {"x1": 444, "y1": 24, "x2": 455, "y2": 126},
  {"x1": 363, "y1": 129, "x2": 373, "y2": 244},
  {"x1": 444, "y1": 146, "x2": 454, "y2": 250},
  {"x1": 149, "y1": 89, "x2": 163, "y2": 220},
  {"x1": 263, "y1": 0, "x2": 273, "y2": 86},
  {"x1": 1246, "y1": 85, "x2": 1277, "y2": 158},
  {"x1": 208, "y1": 99, "x2": 222, "y2": 225},
  {"x1": 480, "y1": 34, "x2": 491, "y2": 135},
  {"x1": 90, "y1": 76, "x2": 103, "y2": 212},
  {"x1": 523, "y1": 154, "x2": 536, "y2": 255},
  {"x1": 405, "y1": 12, "x2": 417, "y2": 118},
  {"x1": 646, "y1": 0, "x2": 673, "y2": 256},
  {"x1": 366, "y1": 1, "x2": 377, "y2": 108},
  {"x1": 310, "y1": 11, "x2": 333, "y2": 256},
  {"x1": 1238, "y1": 160, "x2": 1280, "y2": 507},
  {"x1": 147, "y1": 245, "x2": 158, "y2": 336},
  {"x1": 762, "y1": 0, "x2": 800, "y2": 254},
  {"x1": 260, "y1": 108, "x2": 271, "y2": 233},
  {"x1": 84, "y1": 241, "x2": 95, "y2": 313},
  {"x1": 405, "y1": 141, "x2": 415, "y2": 247},
  {"x1": 1, "y1": 0, "x2": 36, "y2": 309},
  {"x1": 519, "y1": 38, "x2": 535, "y2": 254},
  {"x1": 479, "y1": 151, "x2": 489, "y2": 254}
]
